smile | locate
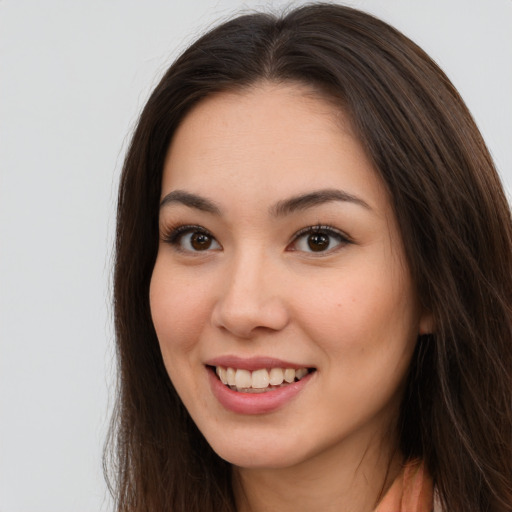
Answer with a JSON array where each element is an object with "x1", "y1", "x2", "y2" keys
[
  {"x1": 206, "y1": 357, "x2": 317, "y2": 414},
  {"x1": 214, "y1": 366, "x2": 313, "y2": 393}
]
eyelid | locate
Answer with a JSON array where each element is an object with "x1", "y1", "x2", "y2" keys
[
  {"x1": 160, "y1": 222, "x2": 352, "y2": 254},
  {"x1": 161, "y1": 224, "x2": 204, "y2": 243},
  {"x1": 161, "y1": 224, "x2": 221, "y2": 252},
  {"x1": 287, "y1": 224, "x2": 352, "y2": 253}
]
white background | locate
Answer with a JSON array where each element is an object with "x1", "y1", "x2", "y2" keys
[{"x1": 1, "y1": 1, "x2": 510, "y2": 511}]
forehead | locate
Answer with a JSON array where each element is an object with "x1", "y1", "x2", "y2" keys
[{"x1": 161, "y1": 83, "x2": 388, "y2": 214}]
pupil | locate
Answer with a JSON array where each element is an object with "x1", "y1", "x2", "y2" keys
[
  {"x1": 308, "y1": 233, "x2": 329, "y2": 251},
  {"x1": 191, "y1": 232, "x2": 211, "y2": 250}
]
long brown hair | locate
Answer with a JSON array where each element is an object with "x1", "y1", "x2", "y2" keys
[{"x1": 106, "y1": 4, "x2": 512, "y2": 511}]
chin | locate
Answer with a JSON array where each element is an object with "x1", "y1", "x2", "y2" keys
[
  {"x1": 203, "y1": 428, "x2": 315, "y2": 470},
  {"x1": 218, "y1": 448, "x2": 304, "y2": 470}
]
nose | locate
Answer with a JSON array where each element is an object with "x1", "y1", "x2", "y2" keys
[{"x1": 211, "y1": 250, "x2": 290, "y2": 339}]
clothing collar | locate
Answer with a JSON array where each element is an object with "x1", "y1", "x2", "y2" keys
[{"x1": 374, "y1": 459, "x2": 433, "y2": 512}]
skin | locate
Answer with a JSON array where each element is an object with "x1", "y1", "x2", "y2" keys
[{"x1": 149, "y1": 83, "x2": 432, "y2": 512}]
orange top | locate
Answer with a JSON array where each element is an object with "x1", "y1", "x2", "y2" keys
[{"x1": 374, "y1": 460, "x2": 433, "y2": 512}]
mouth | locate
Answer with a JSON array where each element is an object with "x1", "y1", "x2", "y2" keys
[{"x1": 209, "y1": 365, "x2": 316, "y2": 394}]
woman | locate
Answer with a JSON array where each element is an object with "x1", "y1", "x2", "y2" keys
[{"x1": 106, "y1": 4, "x2": 512, "y2": 511}]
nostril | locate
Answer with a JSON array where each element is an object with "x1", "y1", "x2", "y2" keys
[{"x1": 211, "y1": 300, "x2": 290, "y2": 338}]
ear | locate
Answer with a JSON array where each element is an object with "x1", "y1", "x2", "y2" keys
[{"x1": 419, "y1": 309, "x2": 434, "y2": 335}]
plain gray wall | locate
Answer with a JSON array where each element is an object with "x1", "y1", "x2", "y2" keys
[{"x1": 1, "y1": 1, "x2": 510, "y2": 510}]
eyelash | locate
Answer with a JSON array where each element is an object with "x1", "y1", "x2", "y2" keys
[
  {"x1": 161, "y1": 224, "x2": 219, "y2": 253},
  {"x1": 288, "y1": 224, "x2": 352, "y2": 253},
  {"x1": 161, "y1": 223, "x2": 352, "y2": 254}
]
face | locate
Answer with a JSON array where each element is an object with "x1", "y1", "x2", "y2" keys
[{"x1": 150, "y1": 83, "x2": 431, "y2": 470}]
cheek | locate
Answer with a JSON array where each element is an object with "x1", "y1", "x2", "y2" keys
[
  {"x1": 149, "y1": 260, "x2": 217, "y2": 414},
  {"x1": 149, "y1": 260, "x2": 212, "y2": 358},
  {"x1": 293, "y1": 269, "x2": 419, "y2": 427},
  {"x1": 291, "y1": 263, "x2": 419, "y2": 362}
]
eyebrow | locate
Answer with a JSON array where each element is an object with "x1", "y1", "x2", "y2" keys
[
  {"x1": 159, "y1": 190, "x2": 222, "y2": 215},
  {"x1": 269, "y1": 188, "x2": 371, "y2": 216},
  {"x1": 159, "y1": 188, "x2": 371, "y2": 216}
]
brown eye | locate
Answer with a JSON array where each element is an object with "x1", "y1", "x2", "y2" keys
[
  {"x1": 190, "y1": 232, "x2": 213, "y2": 251},
  {"x1": 165, "y1": 226, "x2": 221, "y2": 252},
  {"x1": 289, "y1": 225, "x2": 350, "y2": 254},
  {"x1": 307, "y1": 233, "x2": 330, "y2": 252}
]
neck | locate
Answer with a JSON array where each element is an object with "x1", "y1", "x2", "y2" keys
[{"x1": 232, "y1": 427, "x2": 402, "y2": 512}]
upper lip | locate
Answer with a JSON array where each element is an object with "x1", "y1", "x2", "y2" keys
[{"x1": 205, "y1": 355, "x2": 313, "y2": 371}]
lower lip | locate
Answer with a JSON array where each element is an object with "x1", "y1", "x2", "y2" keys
[{"x1": 207, "y1": 367, "x2": 314, "y2": 415}]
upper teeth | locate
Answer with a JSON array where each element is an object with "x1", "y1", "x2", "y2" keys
[{"x1": 215, "y1": 366, "x2": 309, "y2": 390}]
